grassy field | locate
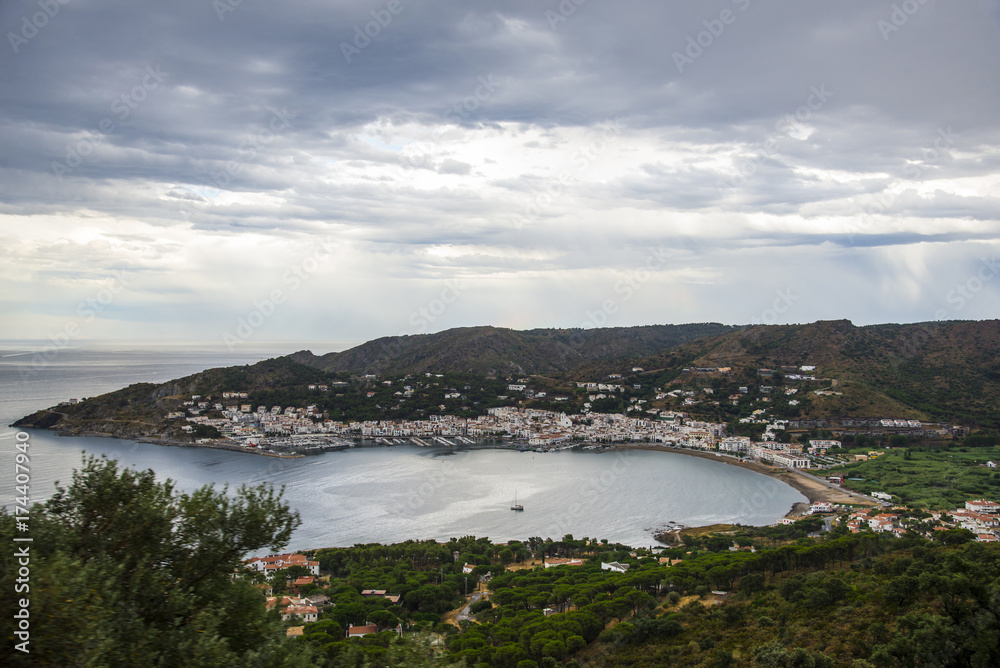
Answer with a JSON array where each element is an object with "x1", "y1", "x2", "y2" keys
[{"x1": 822, "y1": 446, "x2": 1000, "y2": 509}]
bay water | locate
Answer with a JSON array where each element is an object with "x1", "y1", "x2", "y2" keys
[{"x1": 0, "y1": 342, "x2": 805, "y2": 550}]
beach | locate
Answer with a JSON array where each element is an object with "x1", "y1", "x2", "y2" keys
[{"x1": 616, "y1": 444, "x2": 877, "y2": 516}]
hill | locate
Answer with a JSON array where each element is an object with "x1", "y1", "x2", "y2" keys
[
  {"x1": 594, "y1": 319, "x2": 1000, "y2": 427},
  {"x1": 287, "y1": 323, "x2": 738, "y2": 376},
  {"x1": 12, "y1": 320, "x2": 1000, "y2": 438}
]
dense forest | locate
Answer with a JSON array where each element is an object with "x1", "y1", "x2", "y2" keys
[{"x1": 4, "y1": 455, "x2": 998, "y2": 667}]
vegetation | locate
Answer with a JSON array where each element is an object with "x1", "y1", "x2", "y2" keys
[
  {"x1": 5, "y1": 455, "x2": 1000, "y2": 666},
  {"x1": 292, "y1": 532, "x2": 1000, "y2": 667},
  {"x1": 824, "y1": 445, "x2": 1000, "y2": 509},
  {"x1": 0, "y1": 455, "x2": 310, "y2": 667},
  {"x1": 15, "y1": 320, "x2": 1000, "y2": 437}
]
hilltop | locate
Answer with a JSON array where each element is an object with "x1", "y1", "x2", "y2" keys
[
  {"x1": 12, "y1": 320, "x2": 1000, "y2": 441},
  {"x1": 595, "y1": 319, "x2": 1000, "y2": 427},
  {"x1": 287, "y1": 323, "x2": 737, "y2": 376}
]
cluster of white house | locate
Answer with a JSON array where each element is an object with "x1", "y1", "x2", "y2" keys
[
  {"x1": 177, "y1": 399, "x2": 832, "y2": 468},
  {"x1": 718, "y1": 436, "x2": 818, "y2": 468},
  {"x1": 245, "y1": 552, "x2": 321, "y2": 576},
  {"x1": 839, "y1": 499, "x2": 1000, "y2": 542},
  {"x1": 480, "y1": 407, "x2": 726, "y2": 448},
  {"x1": 948, "y1": 499, "x2": 1000, "y2": 542},
  {"x1": 176, "y1": 399, "x2": 732, "y2": 448}
]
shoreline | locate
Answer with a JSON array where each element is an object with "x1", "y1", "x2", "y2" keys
[
  {"x1": 26, "y1": 425, "x2": 876, "y2": 532},
  {"x1": 612, "y1": 444, "x2": 876, "y2": 515},
  {"x1": 44, "y1": 427, "x2": 879, "y2": 507}
]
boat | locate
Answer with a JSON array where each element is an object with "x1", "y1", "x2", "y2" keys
[{"x1": 510, "y1": 492, "x2": 524, "y2": 512}]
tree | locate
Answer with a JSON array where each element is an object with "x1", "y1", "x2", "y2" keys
[
  {"x1": 938, "y1": 528, "x2": 976, "y2": 545},
  {"x1": 0, "y1": 455, "x2": 311, "y2": 667}
]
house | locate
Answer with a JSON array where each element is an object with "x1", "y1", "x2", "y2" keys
[
  {"x1": 361, "y1": 590, "x2": 400, "y2": 604},
  {"x1": 304, "y1": 594, "x2": 331, "y2": 608},
  {"x1": 810, "y1": 502, "x2": 834, "y2": 514},
  {"x1": 347, "y1": 624, "x2": 379, "y2": 639},
  {"x1": 265, "y1": 596, "x2": 298, "y2": 611},
  {"x1": 601, "y1": 561, "x2": 630, "y2": 573},
  {"x1": 282, "y1": 605, "x2": 318, "y2": 623},
  {"x1": 244, "y1": 553, "x2": 320, "y2": 576},
  {"x1": 462, "y1": 564, "x2": 474, "y2": 574},
  {"x1": 809, "y1": 439, "x2": 841, "y2": 450},
  {"x1": 543, "y1": 558, "x2": 584, "y2": 568},
  {"x1": 966, "y1": 499, "x2": 1000, "y2": 514}
]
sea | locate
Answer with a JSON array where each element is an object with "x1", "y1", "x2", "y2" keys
[{"x1": 0, "y1": 341, "x2": 806, "y2": 551}]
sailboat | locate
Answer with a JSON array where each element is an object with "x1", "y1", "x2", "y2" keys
[{"x1": 511, "y1": 491, "x2": 524, "y2": 511}]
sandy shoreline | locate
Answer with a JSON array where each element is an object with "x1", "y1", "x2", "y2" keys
[{"x1": 614, "y1": 444, "x2": 876, "y2": 515}]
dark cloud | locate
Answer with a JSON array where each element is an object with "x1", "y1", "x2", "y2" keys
[{"x1": 1, "y1": 0, "x2": 998, "y2": 339}]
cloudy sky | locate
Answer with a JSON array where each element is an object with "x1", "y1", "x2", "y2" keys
[{"x1": 1, "y1": 0, "x2": 998, "y2": 351}]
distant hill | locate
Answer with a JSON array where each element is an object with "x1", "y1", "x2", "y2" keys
[
  {"x1": 13, "y1": 320, "x2": 1000, "y2": 436},
  {"x1": 288, "y1": 323, "x2": 738, "y2": 376},
  {"x1": 593, "y1": 319, "x2": 1000, "y2": 427}
]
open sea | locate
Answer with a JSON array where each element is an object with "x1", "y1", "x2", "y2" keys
[{"x1": 0, "y1": 341, "x2": 806, "y2": 550}]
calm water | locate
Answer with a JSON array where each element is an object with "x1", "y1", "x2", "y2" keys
[{"x1": 0, "y1": 342, "x2": 806, "y2": 549}]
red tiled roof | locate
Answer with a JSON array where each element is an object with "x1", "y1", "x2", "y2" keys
[
  {"x1": 348, "y1": 624, "x2": 379, "y2": 637},
  {"x1": 284, "y1": 605, "x2": 318, "y2": 616}
]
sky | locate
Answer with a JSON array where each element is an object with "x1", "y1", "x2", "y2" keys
[{"x1": 1, "y1": 0, "x2": 998, "y2": 353}]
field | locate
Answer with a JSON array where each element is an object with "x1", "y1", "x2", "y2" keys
[{"x1": 823, "y1": 445, "x2": 1000, "y2": 509}]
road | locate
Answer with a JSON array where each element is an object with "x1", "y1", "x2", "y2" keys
[{"x1": 456, "y1": 591, "x2": 484, "y2": 623}]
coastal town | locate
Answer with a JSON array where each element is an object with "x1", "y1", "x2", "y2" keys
[{"x1": 173, "y1": 388, "x2": 951, "y2": 476}]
